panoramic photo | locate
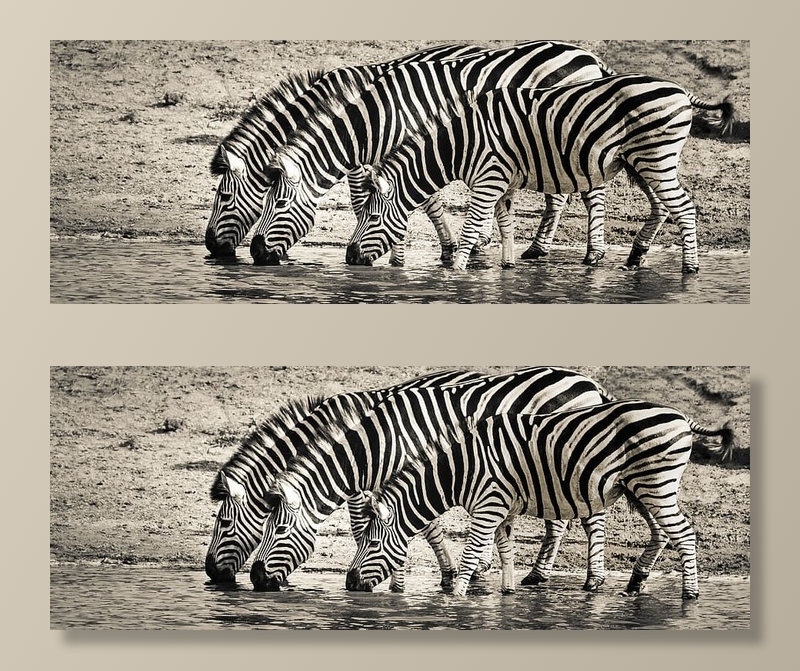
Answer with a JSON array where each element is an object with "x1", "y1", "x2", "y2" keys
[
  {"x1": 50, "y1": 365, "x2": 750, "y2": 629},
  {"x1": 49, "y1": 40, "x2": 750, "y2": 303}
]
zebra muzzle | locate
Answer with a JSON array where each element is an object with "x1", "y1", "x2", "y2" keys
[
  {"x1": 250, "y1": 235, "x2": 284, "y2": 266},
  {"x1": 345, "y1": 242, "x2": 372, "y2": 266},
  {"x1": 345, "y1": 568, "x2": 372, "y2": 592},
  {"x1": 205, "y1": 229, "x2": 237, "y2": 259},
  {"x1": 250, "y1": 560, "x2": 282, "y2": 591},
  {"x1": 205, "y1": 554, "x2": 236, "y2": 584}
]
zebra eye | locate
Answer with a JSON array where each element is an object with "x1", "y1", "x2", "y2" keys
[
  {"x1": 368, "y1": 539, "x2": 381, "y2": 548},
  {"x1": 275, "y1": 525, "x2": 289, "y2": 535},
  {"x1": 275, "y1": 198, "x2": 289, "y2": 209},
  {"x1": 219, "y1": 517, "x2": 233, "y2": 530},
  {"x1": 217, "y1": 190, "x2": 234, "y2": 204},
  {"x1": 368, "y1": 214, "x2": 380, "y2": 223}
]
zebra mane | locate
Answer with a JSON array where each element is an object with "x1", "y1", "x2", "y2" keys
[
  {"x1": 277, "y1": 388, "x2": 465, "y2": 495},
  {"x1": 272, "y1": 63, "x2": 467, "y2": 170},
  {"x1": 210, "y1": 393, "x2": 329, "y2": 501},
  {"x1": 210, "y1": 68, "x2": 328, "y2": 176}
]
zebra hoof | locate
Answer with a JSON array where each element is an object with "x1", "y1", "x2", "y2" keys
[
  {"x1": 520, "y1": 573, "x2": 548, "y2": 586},
  {"x1": 500, "y1": 587, "x2": 516, "y2": 595},
  {"x1": 625, "y1": 244, "x2": 648, "y2": 270},
  {"x1": 582, "y1": 250, "x2": 605, "y2": 266},
  {"x1": 623, "y1": 568, "x2": 649, "y2": 596},
  {"x1": 440, "y1": 243, "x2": 457, "y2": 266},
  {"x1": 389, "y1": 258, "x2": 405, "y2": 267},
  {"x1": 440, "y1": 568, "x2": 457, "y2": 590},
  {"x1": 682, "y1": 590, "x2": 700, "y2": 600},
  {"x1": 500, "y1": 261, "x2": 516, "y2": 269},
  {"x1": 582, "y1": 576, "x2": 606, "y2": 592},
  {"x1": 389, "y1": 583, "x2": 405, "y2": 593},
  {"x1": 682, "y1": 264, "x2": 700, "y2": 274},
  {"x1": 520, "y1": 247, "x2": 548, "y2": 260}
]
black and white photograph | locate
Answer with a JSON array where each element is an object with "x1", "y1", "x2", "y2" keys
[
  {"x1": 50, "y1": 365, "x2": 750, "y2": 629},
  {"x1": 49, "y1": 40, "x2": 750, "y2": 303}
]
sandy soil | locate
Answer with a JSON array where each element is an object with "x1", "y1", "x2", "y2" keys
[
  {"x1": 50, "y1": 366, "x2": 750, "y2": 581},
  {"x1": 49, "y1": 40, "x2": 750, "y2": 254}
]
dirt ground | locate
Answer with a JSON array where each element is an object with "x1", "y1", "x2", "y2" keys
[
  {"x1": 49, "y1": 40, "x2": 750, "y2": 254},
  {"x1": 50, "y1": 366, "x2": 750, "y2": 582}
]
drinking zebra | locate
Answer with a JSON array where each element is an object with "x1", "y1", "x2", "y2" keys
[
  {"x1": 205, "y1": 42, "x2": 484, "y2": 259},
  {"x1": 247, "y1": 375, "x2": 733, "y2": 593},
  {"x1": 346, "y1": 401, "x2": 726, "y2": 599},
  {"x1": 245, "y1": 41, "x2": 620, "y2": 266},
  {"x1": 345, "y1": 74, "x2": 735, "y2": 273},
  {"x1": 205, "y1": 368, "x2": 484, "y2": 585}
]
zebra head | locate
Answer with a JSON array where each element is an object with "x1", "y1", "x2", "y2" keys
[
  {"x1": 249, "y1": 480, "x2": 319, "y2": 591},
  {"x1": 345, "y1": 169, "x2": 407, "y2": 266},
  {"x1": 205, "y1": 145, "x2": 268, "y2": 259},
  {"x1": 205, "y1": 470, "x2": 266, "y2": 584},
  {"x1": 248, "y1": 155, "x2": 321, "y2": 266},
  {"x1": 345, "y1": 493, "x2": 407, "y2": 592}
]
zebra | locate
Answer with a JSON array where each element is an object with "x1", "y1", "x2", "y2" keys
[
  {"x1": 346, "y1": 400, "x2": 730, "y2": 599},
  {"x1": 205, "y1": 367, "x2": 484, "y2": 585},
  {"x1": 246, "y1": 370, "x2": 733, "y2": 592},
  {"x1": 205, "y1": 42, "x2": 485, "y2": 259},
  {"x1": 345, "y1": 74, "x2": 736, "y2": 273},
  {"x1": 245, "y1": 41, "x2": 619, "y2": 266}
]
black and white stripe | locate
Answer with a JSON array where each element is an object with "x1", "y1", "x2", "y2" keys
[
  {"x1": 204, "y1": 43, "x2": 484, "y2": 259},
  {"x1": 346, "y1": 74, "x2": 735, "y2": 273},
  {"x1": 246, "y1": 41, "x2": 617, "y2": 266},
  {"x1": 204, "y1": 368, "x2": 483, "y2": 585},
  {"x1": 347, "y1": 401, "x2": 730, "y2": 599},
  {"x1": 246, "y1": 367, "x2": 634, "y2": 591}
]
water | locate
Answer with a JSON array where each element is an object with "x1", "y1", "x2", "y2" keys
[
  {"x1": 50, "y1": 238, "x2": 750, "y2": 304},
  {"x1": 50, "y1": 564, "x2": 749, "y2": 629}
]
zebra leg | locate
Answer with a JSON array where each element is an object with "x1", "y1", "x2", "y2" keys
[
  {"x1": 452, "y1": 513, "x2": 506, "y2": 596},
  {"x1": 470, "y1": 544, "x2": 495, "y2": 582},
  {"x1": 419, "y1": 520, "x2": 458, "y2": 590},
  {"x1": 388, "y1": 241, "x2": 406, "y2": 267},
  {"x1": 579, "y1": 187, "x2": 607, "y2": 266},
  {"x1": 452, "y1": 194, "x2": 502, "y2": 270},
  {"x1": 624, "y1": 176, "x2": 669, "y2": 271},
  {"x1": 420, "y1": 194, "x2": 458, "y2": 266},
  {"x1": 494, "y1": 196, "x2": 517, "y2": 268},
  {"x1": 521, "y1": 193, "x2": 570, "y2": 259},
  {"x1": 622, "y1": 497, "x2": 669, "y2": 597},
  {"x1": 651, "y1": 177, "x2": 699, "y2": 274},
  {"x1": 645, "y1": 503, "x2": 699, "y2": 600},
  {"x1": 580, "y1": 512, "x2": 607, "y2": 591},
  {"x1": 521, "y1": 519, "x2": 569, "y2": 585},
  {"x1": 494, "y1": 523, "x2": 516, "y2": 594}
]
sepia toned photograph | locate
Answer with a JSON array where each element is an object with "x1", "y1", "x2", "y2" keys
[
  {"x1": 50, "y1": 40, "x2": 750, "y2": 303},
  {"x1": 50, "y1": 365, "x2": 750, "y2": 629}
]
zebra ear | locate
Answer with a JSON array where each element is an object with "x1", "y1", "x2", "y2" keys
[
  {"x1": 375, "y1": 500, "x2": 393, "y2": 523},
  {"x1": 221, "y1": 471, "x2": 247, "y2": 505},
  {"x1": 277, "y1": 155, "x2": 301, "y2": 185},
  {"x1": 374, "y1": 174, "x2": 392, "y2": 197},
  {"x1": 221, "y1": 145, "x2": 247, "y2": 179},
  {"x1": 278, "y1": 480, "x2": 302, "y2": 511}
]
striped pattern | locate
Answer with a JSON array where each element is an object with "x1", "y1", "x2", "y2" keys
[
  {"x1": 204, "y1": 368, "x2": 483, "y2": 585},
  {"x1": 204, "y1": 43, "x2": 484, "y2": 259},
  {"x1": 347, "y1": 401, "x2": 717, "y2": 599},
  {"x1": 246, "y1": 41, "x2": 615, "y2": 265},
  {"x1": 347, "y1": 74, "x2": 735, "y2": 273},
  {"x1": 246, "y1": 367, "x2": 620, "y2": 591}
]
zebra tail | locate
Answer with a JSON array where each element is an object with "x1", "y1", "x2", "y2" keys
[
  {"x1": 688, "y1": 93, "x2": 737, "y2": 136},
  {"x1": 689, "y1": 419, "x2": 737, "y2": 462}
]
